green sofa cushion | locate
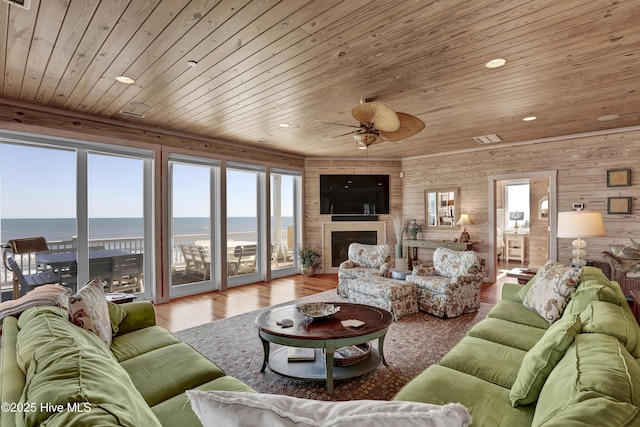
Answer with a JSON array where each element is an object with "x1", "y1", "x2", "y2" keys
[
  {"x1": 0, "y1": 317, "x2": 24, "y2": 425},
  {"x1": 108, "y1": 301, "x2": 128, "y2": 336},
  {"x1": 115, "y1": 301, "x2": 157, "y2": 335},
  {"x1": 16, "y1": 305, "x2": 68, "y2": 329},
  {"x1": 564, "y1": 284, "x2": 620, "y2": 316},
  {"x1": 16, "y1": 312, "x2": 108, "y2": 375},
  {"x1": 110, "y1": 325, "x2": 181, "y2": 363},
  {"x1": 581, "y1": 300, "x2": 640, "y2": 357},
  {"x1": 152, "y1": 376, "x2": 256, "y2": 426},
  {"x1": 393, "y1": 365, "x2": 534, "y2": 427},
  {"x1": 439, "y1": 336, "x2": 526, "y2": 389},
  {"x1": 510, "y1": 314, "x2": 582, "y2": 406},
  {"x1": 468, "y1": 317, "x2": 546, "y2": 351},
  {"x1": 20, "y1": 337, "x2": 161, "y2": 426},
  {"x1": 120, "y1": 342, "x2": 226, "y2": 407},
  {"x1": 534, "y1": 333, "x2": 640, "y2": 425},
  {"x1": 534, "y1": 392, "x2": 640, "y2": 427},
  {"x1": 487, "y1": 300, "x2": 551, "y2": 330}
]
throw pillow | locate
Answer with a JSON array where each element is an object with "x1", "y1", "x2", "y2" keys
[
  {"x1": 510, "y1": 314, "x2": 582, "y2": 407},
  {"x1": 522, "y1": 261, "x2": 582, "y2": 323},
  {"x1": 187, "y1": 390, "x2": 472, "y2": 427},
  {"x1": 108, "y1": 302, "x2": 128, "y2": 337},
  {"x1": 68, "y1": 278, "x2": 112, "y2": 346},
  {"x1": 515, "y1": 269, "x2": 543, "y2": 301}
]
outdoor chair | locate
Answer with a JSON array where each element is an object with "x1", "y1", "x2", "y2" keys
[
  {"x1": 406, "y1": 247, "x2": 485, "y2": 318},
  {"x1": 181, "y1": 245, "x2": 210, "y2": 280},
  {"x1": 337, "y1": 243, "x2": 391, "y2": 297},
  {"x1": 110, "y1": 254, "x2": 143, "y2": 293},
  {"x1": 66, "y1": 257, "x2": 113, "y2": 292},
  {"x1": 4, "y1": 256, "x2": 59, "y2": 298},
  {"x1": 237, "y1": 245, "x2": 257, "y2": 274}
]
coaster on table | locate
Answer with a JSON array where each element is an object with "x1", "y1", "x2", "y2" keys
[{"x1": 341, "y1": 319, "x2": 365, "y2": 328}]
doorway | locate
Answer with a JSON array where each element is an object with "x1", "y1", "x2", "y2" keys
[{"x1": 488, "y1": 171, "x2": 558, "y2": 281}]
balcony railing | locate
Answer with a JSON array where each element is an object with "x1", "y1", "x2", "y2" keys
[{"x1": 1, "y1": 230, "x2": 294, "y2": 291}]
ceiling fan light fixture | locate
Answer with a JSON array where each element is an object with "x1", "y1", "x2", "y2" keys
[{"x1": 353, "y1": 130, "x2": 380, "y2": 147}]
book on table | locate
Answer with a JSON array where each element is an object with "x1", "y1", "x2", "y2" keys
[{"x1": 287, "y1": 347, "x2": 315, "y2": 362}]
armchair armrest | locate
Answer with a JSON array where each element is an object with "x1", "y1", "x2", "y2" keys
[
  {"x1": 339, "y1": 260, "x2": 356, "y2": 270},
  {"x1": 115, "y1": 301, "x2": 157, "y2": 335},
  {"x1": 412, "y1": 265, "x2": 437, "y2": 276},
  {"x1": 379, "y1": 262, "x2": 390, "y2": 276}
]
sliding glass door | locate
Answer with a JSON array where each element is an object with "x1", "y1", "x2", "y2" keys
[
  {"x1": 169, "y1": 155, "x2": 218, "y2": 297},
  {"x1": 271, "y1": 169, "x2": 300, "y2": 278},
  {"x1": 0, "y1": 132, "x2": 154, "y2": 301},
  {"x1": 226, "y1": 163, "x2": 263, "y2": 286}
]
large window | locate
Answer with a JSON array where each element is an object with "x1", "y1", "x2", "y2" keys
[
  {"x1": 505, "y1": 182, "x2": 530, "y2": 231},
  {"x1": 0, "y1": 132, "x2": 153, "y2": 301}
]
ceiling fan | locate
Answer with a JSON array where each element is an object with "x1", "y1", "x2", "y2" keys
[{"x1": 324, "y1": 100, "x2": 425, "y2": 148}]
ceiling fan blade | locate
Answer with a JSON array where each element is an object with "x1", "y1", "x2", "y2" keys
[
  {"x1": 351, "y1": 102, "x2": 400, "y2": 132},
  {"x1": 315, "y1": 119, "x2": 360, "y2": 129},
  {"x1": 380, "y1": 112, "x2": 425, "y2": 141}
]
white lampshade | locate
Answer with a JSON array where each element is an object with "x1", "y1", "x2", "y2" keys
[
  {"x1": 456, "y1": 214, "x2": 472, "y2": 226},
  {"x1": 557, "y1": 211, "x2": 605, "y2": 238},
  {"x1": 557, "y1": 210, "x2": 605, "y2": 267}
]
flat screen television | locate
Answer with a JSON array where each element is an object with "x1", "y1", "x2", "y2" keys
[{"x1": 319, "y1": 174, "x2": 389, "y2": 215}]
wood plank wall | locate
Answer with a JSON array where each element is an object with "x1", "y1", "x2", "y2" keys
[
  {"x1": 398, "y1": 130, "x2": 640, "y2": 269},
  {"x1": 529, "y1": 177, "x2": 549, "y2": 268},
  {"x1": 303, "y1": 159, "x2": 403, "y2": 272}
]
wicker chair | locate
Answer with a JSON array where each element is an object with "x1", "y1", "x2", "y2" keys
[{"x1": 601, "y1": 251, "x2": 640, "y2": 296}]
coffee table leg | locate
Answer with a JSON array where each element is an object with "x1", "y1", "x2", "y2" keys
[
  {"x1": 259, "y1": 335, "x2": 270, "y2": 373},
  {"x1": 379, "y1": 335, "x2": 388, "y2": 366},
  {"x1": 325, "y1": 343, "x2": 335, "y2": 394}
]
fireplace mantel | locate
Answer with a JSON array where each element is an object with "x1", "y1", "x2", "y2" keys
[{"x1": 322, "y1": 221, "x2": 387, "y2": 274}]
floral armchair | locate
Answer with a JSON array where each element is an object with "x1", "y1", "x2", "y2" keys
[
  {"x1": 406, "y1": 247, "x2": 485, "y2": 318},
  {"x1": 337, "y1": 243, "x2": 391, "y2": 297}
]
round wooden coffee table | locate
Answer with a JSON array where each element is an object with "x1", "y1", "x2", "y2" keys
[{"x1": 255, "y1": 302, "x2": 393, "y2": 394}]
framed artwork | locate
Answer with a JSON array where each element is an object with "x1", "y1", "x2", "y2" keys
[
  {"x1": 607, "y1": 168, "x2": 631, "y2": 187},
  {"x1": 607, "y1": 196, "x2": 632, "y2": 214}
]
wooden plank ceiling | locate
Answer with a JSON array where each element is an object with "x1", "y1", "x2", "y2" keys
[{"x1": 0, "y1": 0, "x2": 638, "y2": 159}]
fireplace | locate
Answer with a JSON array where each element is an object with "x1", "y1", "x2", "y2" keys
[
  {"x1": 331, "y1": 231, "x2": 377, "y2": 267},
  {"x1": 322, "y1": 221, "x2": 387, "y2": 273}
]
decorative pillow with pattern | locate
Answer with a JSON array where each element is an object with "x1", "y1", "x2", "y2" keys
[
  {"x1": 522, "y1": 261, "x2": 582, "y2": 324},
  {"x1": 68, "y1": 277, "x2": 112, "y2": 346}
]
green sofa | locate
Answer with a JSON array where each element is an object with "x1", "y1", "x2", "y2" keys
[
  {"x1": 394, "y1": 267, "x2": 640, "y2": 426},
  {"x1": 0, "y1": 301, "x2": 254, "y2": 426}
]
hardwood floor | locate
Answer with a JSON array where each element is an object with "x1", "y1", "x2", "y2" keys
[{"x1": 155, "y1": 273, "x2": 511, "y2": 333}]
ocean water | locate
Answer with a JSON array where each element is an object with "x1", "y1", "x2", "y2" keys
[{"x1": 0, "y1": 217, "x2": 293, "y2": 243}]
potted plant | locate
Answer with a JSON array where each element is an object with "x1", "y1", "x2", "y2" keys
[{"x1": 298, "y1": 241, "x2": 322, "y2": 276}]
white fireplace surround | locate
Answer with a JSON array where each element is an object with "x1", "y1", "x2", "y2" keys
[{"x1": 322, "y1": 221, "x2": 387, "y2": 274}]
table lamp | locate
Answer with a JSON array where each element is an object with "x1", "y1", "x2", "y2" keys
[
  {"x1": 509, "y1": 211, "x2": 524, "y2": 229},
  {"x1": 557, "y1": 210, "x2": 605, "y2": 267},
  {"x1": 456, "y1": 214, "x2": 472, "y2": 242}
]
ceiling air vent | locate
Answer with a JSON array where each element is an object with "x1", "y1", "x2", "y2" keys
[
  {"x1": 118, "y1": 110, "x2": 145, "y2": 118},
  {"x1": 2, "y1": 0, "x2": 30, "y2": 9},
  {"x1": 473, "y1": 134, "x2": 502, "y2": 144}
]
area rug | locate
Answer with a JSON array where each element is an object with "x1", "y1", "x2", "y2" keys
[{"x1": 176, "y1": 289, "x2": 493, "y2": 401}]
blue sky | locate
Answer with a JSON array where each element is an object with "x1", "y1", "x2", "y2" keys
[{"x1": 1, "y1": 143, "x2": 293, "y2": 218}]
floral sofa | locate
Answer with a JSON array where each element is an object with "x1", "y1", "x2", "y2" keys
[
  {"x1": 337, "y1": 243, "x2": 391, "y2": 297},
  {"x1": 405, "y1": 247, "x2": 485, "y2": 318}
]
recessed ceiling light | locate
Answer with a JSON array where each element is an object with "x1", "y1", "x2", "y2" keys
[
  {"x1": 187, "y1": 60, "x2": 198, "y2": 67},
  {"x1": 523, "y1": 116, "x2": 537, "y2": 121},
  {"x1": 485, "y1": 58, "x2": 506, "y2": 68},
  {"x1": 358, "y1": 146, "x2": 367, "y2": 150},
  {"x1": 115, "y1": 76, "x2": 135, "y2": 84},
  {"x1": 597, "y1": 114, "x2": 620, "y2": 121},
  {"x1": 279, "y1": 123, "x2": 290, "y2": 128}
]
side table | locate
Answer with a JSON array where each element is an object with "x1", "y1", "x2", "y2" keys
[{"x1": 629, "y1": 290, "x2": 640, "y2": 324}]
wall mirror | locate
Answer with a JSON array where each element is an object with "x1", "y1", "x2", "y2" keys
[{"x1": 425, "y1": 187, "x2": 459, "y2": 229}]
